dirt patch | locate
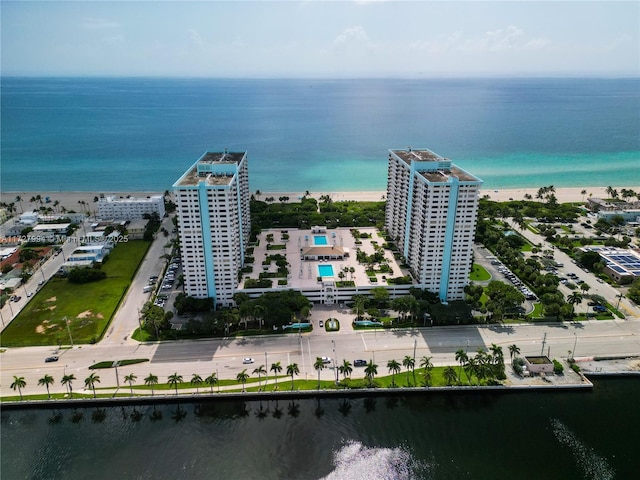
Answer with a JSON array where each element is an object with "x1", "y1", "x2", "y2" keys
[
  {"x1": 48, "y1": 305, "x2": 56, "y2": 311},
  {"x1": 46, "y1": 296, "x2": 57, "y2": 302},
  {"x1": 77, "y1": 310, "x2": 93, "y2": 318},
  {"x1": 629, "y1": 360, "x2": 640, "y2": 371}
]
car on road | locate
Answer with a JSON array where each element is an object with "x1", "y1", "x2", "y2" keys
[
  {"x1": 27, "y1": 292, "x2": 33, "y2": 297},
  {"x1": 354, "y1": 359, "x2": 367, "y2": 367},
  {"x1": 38, "y1": 280, "x2": 44, "y2": 286},
  {"x1": 45, "y1": 356, "x2": 59, "y2": 363},
  {"x1": 319, "y1": 320, "x2": 324, "y2": 328},
  {"x1": 242, "y1": 357, "x2": 255, "y2": 364},
  {"x1": 320, "y1": 356, "x2": 331, "y2": 364}
]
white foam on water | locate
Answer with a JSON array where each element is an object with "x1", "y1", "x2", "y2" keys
[
  {"x1": 551, "y1": 418, "x2": 615, "y2": 480},
  {"x1": 320, "y1": 440, "x2": 432, "y2": 480}
]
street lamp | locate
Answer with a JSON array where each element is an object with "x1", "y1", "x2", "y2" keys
[
  {"x1": 114, "y1": 361, "x2": 120, "y2": 388},
  {"x1": 332, "y1": 340, "x2": 339, "y2": 383},
  {"x1": 572, "y1": 333, "x2": 578, "y2": 361},
  {"x1": 64, "y1": 316, "x2": 74, "y2": 347}
]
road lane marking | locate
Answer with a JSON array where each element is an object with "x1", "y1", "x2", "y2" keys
[{"x1": 360, "y1": 333, "x2": 368, "y2": 351}]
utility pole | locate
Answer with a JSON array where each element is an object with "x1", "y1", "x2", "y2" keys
[
  {"x1": 540, "y1": 332, "x2": 547, "y2": 356},
  {"x1": 413, "y1": 338, "x2": 417, "y2": 361},
  {"x1": 332, "y1": 340, "x2": 338, "y2": 383},
  {"x1": 572, "y1": 333, "x2": 578, "y2": 361},
  {"x1": 65, "y1": 316, "x2": 74, "y2": 347}
]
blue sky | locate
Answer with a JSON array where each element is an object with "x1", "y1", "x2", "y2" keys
[{"x1": 2, "y1": 1, "x2": 638, "y2": 77}]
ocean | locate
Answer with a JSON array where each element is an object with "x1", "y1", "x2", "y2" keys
[
  {"x1": 2, "y1": 378, "x2": 638, "y2": 479},
  {"x1": 1, "y1": 77, "x2": 639, "y2": 193}
]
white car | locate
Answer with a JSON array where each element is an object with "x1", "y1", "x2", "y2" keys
[
  {"x1": 320, "y1": 356, "x2": 331, "y2": 364},
  {"x1": 242, "y1": 357, "x2": 254, "y2": 364}
]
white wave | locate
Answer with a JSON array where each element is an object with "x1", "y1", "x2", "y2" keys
[
  {"x1": 320, "y1": 440, "x2": 432, "y2": 480},
  {"x1": 551, "y1": 418, "x2": 614, "y2": 480}
]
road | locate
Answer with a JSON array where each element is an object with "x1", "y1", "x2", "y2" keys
[{"x1": 2, "y1": 317, "x2": 639, "y2": 397}]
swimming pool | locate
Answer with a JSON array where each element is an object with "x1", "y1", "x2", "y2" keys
[
  {"x1": 318, "y1": 264, "x2": 335, "y2": 277},
  {"x1": 314, "y1": 235, "x2": 328, "y2": 245}
]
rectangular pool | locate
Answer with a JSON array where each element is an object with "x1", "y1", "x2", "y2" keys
[
  {"x1": 314, "y1": 235, "x2": 328, "y2": 245},
  {"x1": 318, "y1": 264, "x2": 335, "y2": 277}
]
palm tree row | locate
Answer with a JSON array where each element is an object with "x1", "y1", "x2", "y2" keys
[{"x1": 452, "y1": 344, "x2": 506, "y2": 386}]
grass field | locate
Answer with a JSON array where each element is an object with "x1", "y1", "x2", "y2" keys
[
  {"x1": 469, "y1": 264, "x2": 491, "y2": 281},
  {"x1": 0, "y1": 240, "x2": 150, "y2": 347}
]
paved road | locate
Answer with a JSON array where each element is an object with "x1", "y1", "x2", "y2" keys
[{"x1": 3, "y1": 317, "x2": 639, "y2": 397}]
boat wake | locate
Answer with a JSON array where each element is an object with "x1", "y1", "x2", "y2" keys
[
  {"x1": 321, "y1": 440, "x2": 432, "y2": 480},
  {"x1": 551, "y1": 418, "x2": 614, "y2": 480}
]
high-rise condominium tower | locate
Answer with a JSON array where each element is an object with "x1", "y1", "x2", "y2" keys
[
  {"x1": 385, "y1": 148, "x2": 482, "y2": 302},
  {"x1": 173, "y1": 151, "x2": 250, "y2": 307}
]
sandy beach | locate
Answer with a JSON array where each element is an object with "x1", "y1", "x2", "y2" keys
[{"x1": 1, "y1": 186, "x2": 638, "y2": 214}]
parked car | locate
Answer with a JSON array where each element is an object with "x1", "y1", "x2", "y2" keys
[
  {"x1": 319, "y1": 320, "x2": 324, "y2": 328},
  {"x1": 45, "y1": 356, "x2": 59, "y2": 363},
  {"x1": 354, "y1": 359, "x2": 367, "y2": 367}
]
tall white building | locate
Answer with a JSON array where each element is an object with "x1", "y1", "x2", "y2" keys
[
  {"x1": 173, "y1": 151, "x2": 251, "y2": 307},
  {"x1": 97, "y1": 195, "x2": 166, "y2": 220},
  {"x1": 385, "y1": 148, "x2": 482, "y2": 302}
]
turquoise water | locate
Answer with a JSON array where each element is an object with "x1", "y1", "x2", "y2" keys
[
  {"x1": 314, "y1": 235, "x2": 329, "y2": 245},
  {"x1": 1, "y1": 77, "x2": 638, "y2": 192},
  {"x1": 318, "y1": 264, "x2": 335, "y2": 277}
]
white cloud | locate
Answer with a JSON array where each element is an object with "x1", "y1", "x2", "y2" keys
[
  {"x1": 333, "y1": 26, "x2": 370, "y2": 49},
  {"x1": 484, "y1": 25, "x2": 524, "y2": 51},
  {"x1": 102, "y1": 34, "x2": 125, "y2": 46}
]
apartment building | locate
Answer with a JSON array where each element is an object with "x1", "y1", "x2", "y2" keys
[
  {"x1": 97, "y1": 195, "x2": 166, "y2": 220},
  {"x1": 385, "y1": 148, "x2": 482, "y2": 302},
  {"x1": 173, "y1": 151, "x2": 250, "y2": 307}
]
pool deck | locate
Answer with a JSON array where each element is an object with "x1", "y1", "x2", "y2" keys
[{"x1": 243, "y1": 227, "x2": 408, "y2": 290}]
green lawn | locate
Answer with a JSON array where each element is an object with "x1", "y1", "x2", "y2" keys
[
  {"x1": 469, "y1": 264, "x2": 491, "y2": 281},
  {"x1": 1, "y1": 241, "x2": 150, "y2": 347}
]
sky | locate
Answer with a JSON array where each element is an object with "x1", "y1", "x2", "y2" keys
[{"x1": 1, "y1": 0, "x2": 638, "y2": 77}]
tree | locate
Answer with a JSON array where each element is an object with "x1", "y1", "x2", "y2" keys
[
  {"x1": 364, "y1": 360, "x2": 378, "y2": 387},
  {"x1": 351, "y1": 295, "x2": 367, "y2": 319},
  {"x1": 61, "y1": 374, "x2": 76, "y2": 397},
  {"x1": 168, "y1": 372, "x2": 183, "y2": 395},
  {"x1": 271, "y1": 362, "x2": 283, "y2": 390},
  {"x1": 84, "y1": 373, "x2": 100, "y2": 398},
  {"x1": 567, "y1": 292, "x2": 583, "y2": 316},
  {"x1": 443, "y1": 366, "x2": 458, "y2": 386},
  {"x1": 11, "y1": 376, "x2": 27, "y2": 400},
  {"x1": 455, "y1": 348, "x2": 468, "y2": 383},
  {"x1": 124, "y1": 373, "x2": 137, "y2": 396},
  {"x1": 286, "y1": 363, "x2": 299, "y2": 390},
  {"x1": 313, "y1": 357, "x2": 325, "y2": 390},
  {"x1": 387, "y1": 359, "x2": 401, "y2": 387},
  {"x1": 508, "y1": 344, "x2": 521, "y2": 362},
  {"x1": 338, "y1": 359, "x2": 353, "y2": 380},
  {"x1": 253, "y1": 365, "x2": 266, "y2": 390},
  {"x1": 236, "y1": 369, "x2": 250, "y2": 392},
  {"x1": 38, "y1": 374, "x2": 55, "y2": 399},
  {"x1": 205, "y1": 373, "x2": 218, "y2": 393},
  {"x1": 191, "y1": 374, "x2": 203, "y2": 394},
  {"x1": 420, "y1": 356, "x2": 434, "y2": 387},
  {"x1": 144, "y1": 373, "x2": 159, "y2": 395}
]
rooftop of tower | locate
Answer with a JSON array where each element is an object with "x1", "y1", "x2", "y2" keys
[
  {"x1": 390, "y1": 148, "x2": 481, "y2": 183},
  {"x1": 174, "y1": 151, "x2": 246, "y2": 187}
]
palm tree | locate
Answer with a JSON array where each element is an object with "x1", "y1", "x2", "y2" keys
[
  {"x1": 364, "y1": 360, "x2": 378, "y2": 387},
  {"x1": 402, "y1": 355, "x2": 416, "y2": 386},
  {"x1": 124, "y1": 373, "x2": 137, "y2": 396},
  {"x1": 191, "y1": 374, "x2": 203, "y2": 394},
  {"x1": 270, "y1": 362, "x2": 283, "y2": 390},
  {"x1": 420, "y1": 356, "x2": 434, "y2": 387},
  {"x1": 567, "y1": 292, "x2": 583, "y2": 316},
  {"x1": 167, "y1": 372, "x2": 183, "y2": 395},
  {"x1": 387, "y1": 359, "x2": 401, "y2": 387},
  {"x1": 338, "y1": 359, "x2": 353, "y2": 380},
  {"x1": 38, "y1": 374, "x2": 55, "y2": 399},
  {"x1": 205, "y1": 373, "x2": 218, "y2": 393},
  {"x1": 455, "y1": 348, "x2": 468, "y2": 382},
  {"x1": 581, "y1": 189, "x2": 587, "y2": 202},
  {"x1": 313, "y1": 357, "x2": 325, "y2": 390},
  {"x1": 443, "y1": 366, "x2": 458, "y2": 386},
  {"x1": 14, "y1": 195, "x2": 24, "y2": 213},
  {"x1": 508, "y1": 344, "x2": 521, "y2": 362},
  {"x1": 61, "y1": 374, "x2": 76, "y2": 397},
  {"x1": 144, "y1": 373, "x2": 159, "y2": 395},
  {"x1": 580, "y1": 283, "x2": 591, "y2": 295},
  {"x1": 253, "y1": 365, "x2": 266, "y2": 390},
  {"x1": 84, "y1": 373, "x2": 100, "y2": 398},
  {"x1": 11, "y1": 376, "x2": 27, "y2": 400},
  {"x1": 236, "y1": 369, "x2": 250, "y2": 392},
  {"x1": 286, "y1": 363, "x2": 299, "y2": 390}
]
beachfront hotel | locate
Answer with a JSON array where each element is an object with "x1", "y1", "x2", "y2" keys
[
  {"x1": 173, "y1": 151, "x2": 251, "y2": 307},
  {"x1": 385, "y1": 148, "x2": 482, "y2": 302},
  {"x1": 97, "y1": 194, "x2": 166, "y2": 220}
]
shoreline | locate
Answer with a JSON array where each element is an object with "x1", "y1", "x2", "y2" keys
[{"x1": 2, "y1": 186, "x2": 637, "y2": 213}]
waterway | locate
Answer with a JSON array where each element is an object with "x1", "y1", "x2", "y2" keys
[{"x1": 1, "y1": 378, "x2": 637, "y2": 479}]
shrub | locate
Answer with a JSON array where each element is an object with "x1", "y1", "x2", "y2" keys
[
  {"x1": 553, "y1": 359, "x2": 564, "y2": 374},
  {"x1": 67, "y1": 267, "x2": 107, "y2": 284},
  {"x1": 570, "y1": 363, "x2": 581, "y2": 373}
]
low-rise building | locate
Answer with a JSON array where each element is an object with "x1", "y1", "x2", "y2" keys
[{"x1": 97, "y1": 195, "x2": 165, "y2": 220}]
